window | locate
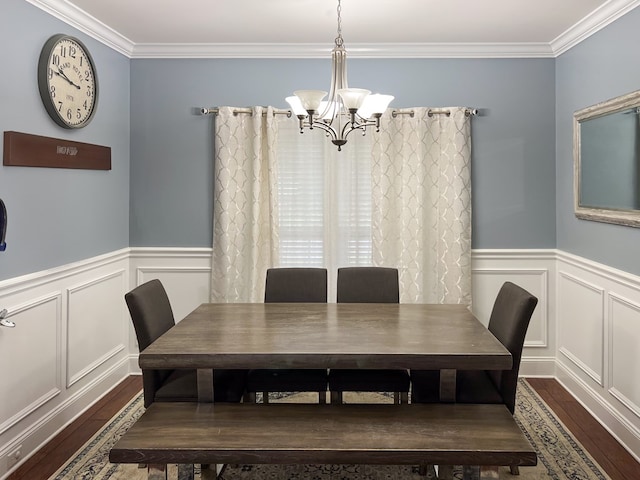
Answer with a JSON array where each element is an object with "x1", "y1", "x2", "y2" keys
[{"x1": 276, "y1": 119, "x2": 373, "y2": 295}]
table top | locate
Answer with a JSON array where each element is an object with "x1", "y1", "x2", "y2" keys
[{"x1": 139, "y1": 303, "x2": 511, "y2": 371}]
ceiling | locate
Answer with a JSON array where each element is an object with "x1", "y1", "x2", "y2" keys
[{"x1": 28, "y1": 0, "x2": 640, "y2": 58}]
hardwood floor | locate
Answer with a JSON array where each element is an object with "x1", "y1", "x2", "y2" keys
[
  {"x1": 7, "y1": 376, "x2": 640, "y2": 480},
  {"x1": 526, "y1": 378, "x2": 640, "y2": 480}
]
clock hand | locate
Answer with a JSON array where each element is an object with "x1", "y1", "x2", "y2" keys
[{"x1": 54, "y1": 68, "x2": 81, "y2": 89}]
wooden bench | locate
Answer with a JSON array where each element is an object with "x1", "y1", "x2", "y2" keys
[{"x1": 109, "y1": 402, "x2": 536, "y2": 480}]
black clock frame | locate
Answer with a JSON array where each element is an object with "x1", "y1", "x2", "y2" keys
[{"x1": 37, "y1": 34, "x2": 99, "y2": 129}]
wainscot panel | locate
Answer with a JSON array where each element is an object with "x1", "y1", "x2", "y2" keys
[
  {"x1": 556, "y1": 251, "x2": 640, "y2": 463},
  {"x1": 0, "y1": 249, "x2": 131, "y2": 479}
]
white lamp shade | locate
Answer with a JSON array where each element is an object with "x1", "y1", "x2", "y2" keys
[
  {"x1": 294, "y1": 90, "x2": 328, "y2": 112},
  {"x1": 357, "y1": 94, "x2": 394, "y2": 118},
  {"x1": 337, "y1": 88, "x2": 371, "y2": 110},
  {"x1": 318, "y1": 100, "x2": 340, "y2": 120},
  {"x1": 286, "y1": 96, "x2": 307, "y2": 117}
]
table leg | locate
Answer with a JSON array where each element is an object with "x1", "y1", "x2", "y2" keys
[
  {"x1": 201, "y1": 464, "x2": 217, "y2": 480},
  {"x1": 439, "y1": 369, "x2": 456, "y2": 402},
  {"x1": 197, "y1": 369, "x2": 214, "y2": 403}
]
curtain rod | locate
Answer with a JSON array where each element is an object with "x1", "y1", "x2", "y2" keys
[
  {"x1": 199, "y1": 107, "x2": 291, "y2": 117},
  {"x1": 199, "y1": 107, "x2": 478, "y2": 118},
  {"x1": 392, "y1": 108, "x2": 478, "y2": 118}
]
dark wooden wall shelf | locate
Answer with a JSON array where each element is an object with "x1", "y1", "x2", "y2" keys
[{"x1": 3, "y1": 131, "x2": 111, "y2": 170}]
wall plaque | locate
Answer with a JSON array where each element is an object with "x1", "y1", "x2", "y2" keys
[{"x1": 3, "y1": 131, "x2": 111, "y2": 170}]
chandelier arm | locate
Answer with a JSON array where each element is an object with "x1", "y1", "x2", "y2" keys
[{"x1": 309, "y1": 119, "x2": 339, "y2": 142}]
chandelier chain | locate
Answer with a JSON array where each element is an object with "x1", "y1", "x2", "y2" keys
[{"x1": 335, "y1": 0, "x2": 343, "y2": 47}]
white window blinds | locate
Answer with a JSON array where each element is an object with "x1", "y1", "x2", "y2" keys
[{"x1": 276, "y1": 119, "x2": 373, "y2": 297}]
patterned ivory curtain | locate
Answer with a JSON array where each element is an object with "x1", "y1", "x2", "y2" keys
[
  {"x1": 211, "y1": 106, "x2": 281, "y2": 302},
  {"x1": 372, "y1": 107, "x2": 472, "y2": 305}
]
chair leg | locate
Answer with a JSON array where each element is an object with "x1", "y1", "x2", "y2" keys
[
  {"x1": 400, "y1": 392, "x2": 409, "y2": 404},
  {"x1": 510, "y1": 465, "x2": 520, "y2": 475},
  {"x1": 319, "y1": 391, "x2": 327, "y2": 404},
  {"x1": 243, "y1": 392, "x2": 256, "y2": 403},
  {"x1": 330, "y1": 391, "x2": 343, "y2": 404},
  {"x1": 394, "y1": 392, "x2": 400, "y2": 404},
  {"x1": 262, "y1": 391, "x2": 269, "y2": 403}
]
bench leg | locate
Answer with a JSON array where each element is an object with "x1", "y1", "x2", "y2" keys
[
  {"x1": 177, "y1": 464, "x2": 195, "y2": 480},
  {"x1": 147, "y1": 464, "x2": 167, "y2": 480},
  {"x1": 510, "y1": 465, "x2": 520, "y2": 475},
  {"x1": 330, "y1": 391, "x2": 343, "y2": 405}
]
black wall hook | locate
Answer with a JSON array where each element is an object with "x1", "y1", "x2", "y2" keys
[{"x1": 0, "y1": 199, "x2": 7, "y2": 251}]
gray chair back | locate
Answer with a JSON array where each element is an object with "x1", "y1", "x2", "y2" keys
[
  {"x1": 125, "y1": 279, "x2": 175, "y2": 407},
  {"x1": 125, "y1": 279, "x2": 175, "y2": 350},
  {"x1": 487, "y1": 281, "x2": 538, "y2": 413},
  {"x1": 265, "y1": 268, "x2": 328, "y2": 302},
  {"x1": 336, "y1": 267, "x2": 399, "y2": 303}
]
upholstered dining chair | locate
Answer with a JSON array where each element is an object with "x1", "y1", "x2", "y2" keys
[
  {"x1": 328, "y1": 267, "x2": 411, "y2": 404},
  {"x1": 411, "y1": 281, "x2": 538, "y2": 475},
  {"x1": 125, "y1": 279, "x2": 247, "y2": 407},
  {"x1": 244, "y1": 268, "x2": 329, "y2": 403}
]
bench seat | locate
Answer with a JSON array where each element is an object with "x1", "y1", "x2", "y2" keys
[{"x1": 109, "y1": 402, "x2": 536, "y2": 477}]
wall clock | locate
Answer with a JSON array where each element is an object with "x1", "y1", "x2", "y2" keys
[{"x1": 38, "y1": 34, "x2": 98, "y2": 129}]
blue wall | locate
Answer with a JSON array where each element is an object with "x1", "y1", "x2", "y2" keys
[
  {"x1": 0, "y1": 0, "x2": 131, "y2": 281},
  {"x1": 130, "y1": 57, "x2": 557, "y2": 249},
  {"x1": 556, "y1": 7, "x2": 640, "y2": 275},
  {"x1": 7, "y1": 1, "x2": 639, "y2": 282}
]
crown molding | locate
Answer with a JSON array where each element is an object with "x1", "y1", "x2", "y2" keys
[
  {"x1": 26, "y1": 0, "x2": 640, "y2": 59},
  {"x1": 551, "y1": 0, "x2": 640, "y2": 56},
  {"x1": 130, "y1": 42, "x2": 555, "y2": 59},
  {"x1": 25, "y1": 0, "x2": 135, "y2": 57}
]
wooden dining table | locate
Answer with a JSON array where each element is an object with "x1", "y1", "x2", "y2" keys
[{"x1": 139, "y1": 302, "x2": 512, "y2": 403}]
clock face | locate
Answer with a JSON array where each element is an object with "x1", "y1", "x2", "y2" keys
[{"x1": 38, "y1": 34, "x2": 98, "y2": 129}]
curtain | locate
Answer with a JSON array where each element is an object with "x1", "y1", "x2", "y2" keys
[
  {"x1": 211, "y1": 106, "x2": 281, "y2": 302},
  {"x1": 372, "y1": 107, "x2": 472, "y2": 305}
]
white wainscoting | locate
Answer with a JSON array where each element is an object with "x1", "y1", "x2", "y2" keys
[
  {"x1": 1, "y1": 246, "x2": 640, "y2": 478},
  {"x1": 0, "y1": 250, "x2": 131, "y2": 479},
  {"x1": 556, "y1": 250, "x2": 640, "y2": 462}
]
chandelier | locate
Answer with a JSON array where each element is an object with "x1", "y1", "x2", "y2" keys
[{"x1": 286, "y1": 0, "x2": 394, "y2": 151}]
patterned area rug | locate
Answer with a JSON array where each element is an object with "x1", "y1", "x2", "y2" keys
[{"x1": 49, "y1": 379, "x2": 610, "y2": 479}]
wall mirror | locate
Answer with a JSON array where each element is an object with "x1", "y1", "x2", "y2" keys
[{"x1": 574, "y1": 89, "x2": 640, "y2": 227}]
